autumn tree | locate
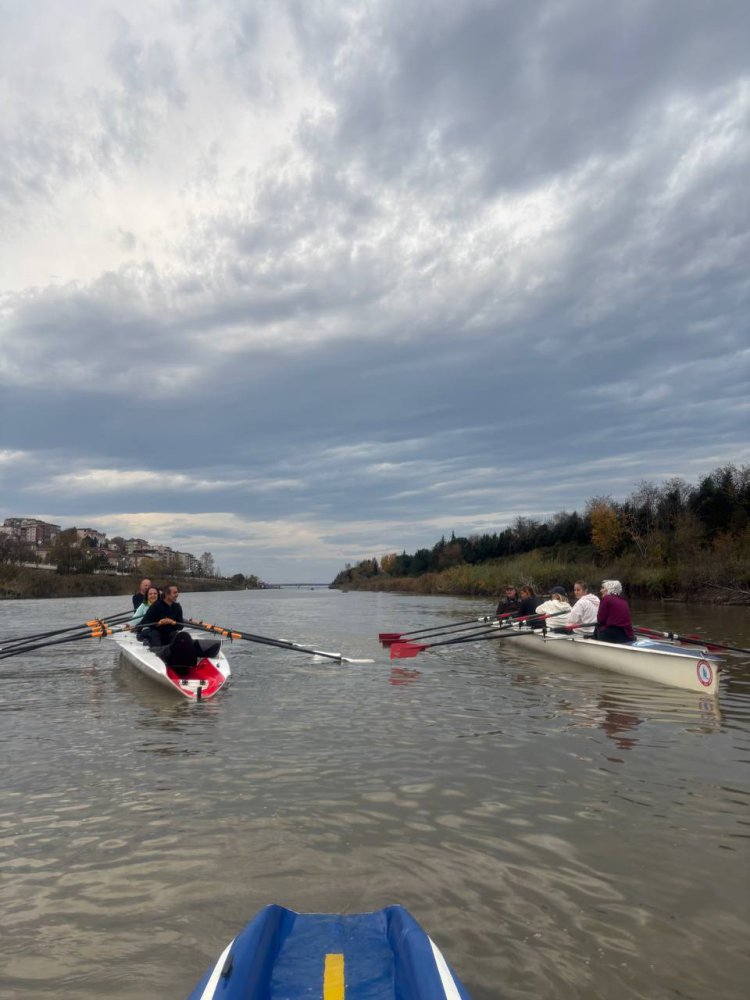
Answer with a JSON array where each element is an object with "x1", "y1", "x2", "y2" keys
[
  {"x1": 587, "y1": 498, "x2": 622, "y2": 562},
  {"x1": 380, "y1": 553, "x2": 399, "y2": 575}
]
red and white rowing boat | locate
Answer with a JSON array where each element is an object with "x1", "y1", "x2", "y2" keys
[{"x1": 111, "y1": 629, "x2": 231, "y2": 700}]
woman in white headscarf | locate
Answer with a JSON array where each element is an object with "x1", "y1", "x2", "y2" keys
[{"x1": 594, "y1": 580, "x2": 634, "y2": 643}]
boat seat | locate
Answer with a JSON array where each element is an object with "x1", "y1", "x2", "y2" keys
[
  {"x1": 167, "y1": 632, "x2": 199, "y2": 668},
  {"x1": 194, "y1": 638, "x2": 221, "y2": 658}
]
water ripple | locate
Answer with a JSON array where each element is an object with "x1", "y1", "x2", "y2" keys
[{"x1": 2, "y1": 592, "x2": 749, "y2": 998}]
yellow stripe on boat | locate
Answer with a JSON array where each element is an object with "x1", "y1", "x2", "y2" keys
[{"x1": 323, "y1": 952, "x2": 344, "y2": 999}]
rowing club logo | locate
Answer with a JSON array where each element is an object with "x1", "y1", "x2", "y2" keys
[{"x1": 696, "y1": 660, "x2": 714, "y2": 688}]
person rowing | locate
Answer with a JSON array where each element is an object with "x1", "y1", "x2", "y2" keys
[
  {"x1": 534, "y1": 586, "x2": 572, "y2": 631},
  {"x1": 131, "y1": 585, "x2": 160, "y2": 626},
  {"x1": 495, "y1": 585, "x2": 521, "y2": 617},
  {"x1": 138, "y1": 583, "x2": 185, "y2": 648},
  {"x1": 593, "y1": 579, "x2": 634, "y2": 643},
  {"x1": 132, "y1": 577, "x2": 153, "y2": 611},
  {"x1": 566, "y1": 580, "x2": 600, "y2": 634},
  {"x1": 518, "y1": 585, "x2": 542, "y2": 618}
]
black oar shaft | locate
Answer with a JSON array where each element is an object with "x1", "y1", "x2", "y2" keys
[
  {"x1": 1, "y1": 612, "x2": 131, "y2": 651},
  {"x1": 0, "y1": 628, "x2": 109, "y2": 660},
  {"x1": 188, "y1": 619, "x2": 350, "y2": 662},
  {"x1": 383, "y1": 620, "x2": 499, "y2": 645},
  {"x1": 419, "y1": 623, "x2": 511, "y2": 649},
  {"x1": 430, "y1": 609, "x2": 569, "y2": 649},
  {"x1": 390, "y1": 610, "x2": 569, "y2": 659},
  {"x1": 386, "y1": 615, "x2": 496, "y2": 640}
]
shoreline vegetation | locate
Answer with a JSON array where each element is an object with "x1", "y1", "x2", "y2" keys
[
  {"x1": 331, "y1": 465, "x2": 750, "y2": 605},
  {"x1": 331, "y1": 550, "x2": 750, "y2": 605},
  {"x1": 0, "y1": 570, "x2": 258, "y2": 601}
]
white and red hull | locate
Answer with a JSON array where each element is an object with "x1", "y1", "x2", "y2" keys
[{"x1": 111, "y1": 630, "x2": 231, "y2": 700}]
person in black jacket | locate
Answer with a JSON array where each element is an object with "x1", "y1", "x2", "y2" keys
[
  {"x1": 139, "y1": 584, "x2": 184, "y2": 647},
  {"x1": 132, "y1": 578, "x2": 152, "y2": 611},
  {"x1": 518, "y1": 585, "x2": 543, "y2": 620},
  {"x1": 495, "y1": 585, "x2": 521, "y2": 618}
]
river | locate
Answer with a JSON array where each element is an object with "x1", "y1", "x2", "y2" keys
[{"x1": 1, "y1": 589, "x2": 748, "y2": 999}]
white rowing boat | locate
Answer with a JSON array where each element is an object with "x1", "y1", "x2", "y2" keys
[
  {"x1": 111, "y1": 629, "x2": 231, "y2": 701},
  {"x1": 505, "y1": 631, "x2": 720, "y2": 695}
]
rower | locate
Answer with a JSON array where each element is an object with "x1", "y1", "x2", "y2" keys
[
  {"x1": 593, "y1": 580, "x2": 634, "y2": 643},
  {"x1": 535, "y1": 586, "x2": 572, "y2": 631},
  {"x1": 495, "y1": 585, "x2": 521, "y2": 617},
  {"x1": 132, "y1": 577, "x2": 152, "y2": 611},
  {"x1": 138, "y1": 584, "x2": 185, "y2": 648},
  {"x1": 518, "y1": 585, "x2": 542, "y2": 618},
  {"x1": 566, "y1": 580, "x2": 600, "y2": 634}
]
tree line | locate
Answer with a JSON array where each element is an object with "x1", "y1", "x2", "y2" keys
[{"x1": 332, "y1": 464, "x2": 750, "y2": 592}]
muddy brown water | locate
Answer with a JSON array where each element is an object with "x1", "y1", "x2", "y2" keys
[{"x1": 1, "y1": 590, "x2": 748, "y2": 999}]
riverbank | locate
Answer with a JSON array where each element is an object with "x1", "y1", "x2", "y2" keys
[
  {"x1": 332, "y1": 551, "x2": 750, "y2": 605},
  {"x1": 0, "y1": 567, "x2": 251, "y2": 600}
]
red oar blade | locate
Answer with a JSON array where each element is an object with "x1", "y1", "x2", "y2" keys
[
  {"x1": 379, "y1": 632, "x2": 403, "y2": 644},
  {"x1": 390, "y1": 642, "x2": 427, "y2": 660}
]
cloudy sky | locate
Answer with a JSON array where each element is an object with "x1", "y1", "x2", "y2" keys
[{"x1": 1, "y1": 0, "x2": 748, "y2": 581}]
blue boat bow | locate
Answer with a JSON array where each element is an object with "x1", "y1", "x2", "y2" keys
[{"x1": 188, "y1": 903, "x2": 471, "y2": 999}]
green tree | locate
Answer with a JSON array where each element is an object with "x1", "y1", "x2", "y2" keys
[
  {"x1": 47, "y1": 529, "x2": 104, "y2": 574},
  {"x1": 138, "y1": 556, "x2": 171, "y2": 580}
]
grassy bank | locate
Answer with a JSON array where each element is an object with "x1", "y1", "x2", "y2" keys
[
  {"x1": 0, "y1": 567, "x2": 249, "y2": 601},
  {"x1": 333, "y1": 549, "x2": 750, "y2": 604}
]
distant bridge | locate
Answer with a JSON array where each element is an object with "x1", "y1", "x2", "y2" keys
[{"x1": 260, "y1": 582, "x2": 331, "y2": 589}]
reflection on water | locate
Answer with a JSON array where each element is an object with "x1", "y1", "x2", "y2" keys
[
  {"x1": 1, "y1": 590, "x2": 749, "y2": 999},
  {"x1": 388, "y1": 666, "x2": 422, "y2": 686},
  {"x1": 564, "y1": 687, "x2": 723, "y2": 752}
]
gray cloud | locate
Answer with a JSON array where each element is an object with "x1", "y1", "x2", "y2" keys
[{"x1": 1, "y1": 0, "x2": 748, "y2": 578}]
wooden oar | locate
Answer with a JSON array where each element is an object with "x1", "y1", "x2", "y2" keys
[
  {"x1": 379, "y1": 614, "x2": 498, "y2": 644},
  {"x1": 188, "y1": 619, "x2": 374, "y2": 664},
  {"x1": 635, "y1": 626, "x2": 750, "y2": 656},
  {"x1": 390, "y1": 610, "x2": 567, "y2": 659},
  {"x1": 0, "y1": 612, "x2": 132, "y2": 652}
]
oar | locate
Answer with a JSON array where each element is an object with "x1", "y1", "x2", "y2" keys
[
  {"x1": 386, "y1": 610, "x2": 538, "y2": 651},
  {"x1": 634, "y1": 626, "x2": 750, "y2": 656},
  {"x1": 379, "y1": 614, "x2": 498, "y2": 644},
  {"x1": 0, "y1": 611, "x2": 132, "y2": 652},
  {"x1": 0, "y1": 620, "x2": 120, "y2": 661},
  {"x1": 187, "y1": 619, "x2": 374, "y2": 664},
  {"x1": 390, "y1": 610, "x2": 567, "y2": 659},
  {"x1": 379, "y1": 613, "x2": 521, "y2": 647}
]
